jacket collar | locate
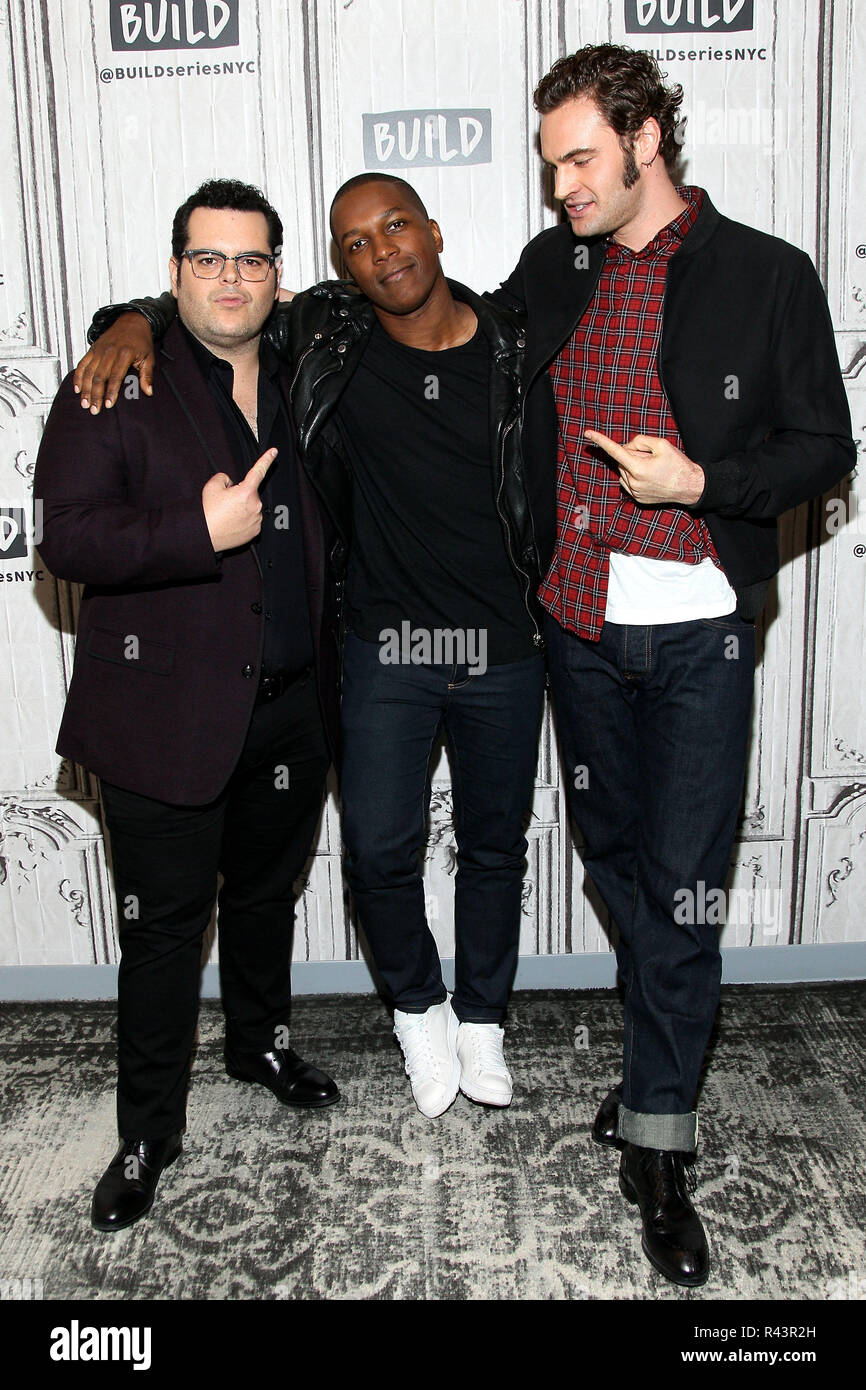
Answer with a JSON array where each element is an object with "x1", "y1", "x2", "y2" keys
[
  {"x1": 446, "y1": 278, "x2": 525, "y2": 359},
  {"x1": 666, "y1": 187, "x2": 721, "y2": 258},
  {"x1": 157, "y1": 318, "x2": 243, "y2": 483},
  {"x1": 319, "y1": 275, "x2": 522, "y2": 347},
  {"x1": 564, "y1": 184, "x2": 722, "y2": 264},
  {"x1": 178, "y1": 316, "x2": 283, "y2": 385},
  {"x1": 524, "y1": 187, "x2": 724, "y2": 379}
]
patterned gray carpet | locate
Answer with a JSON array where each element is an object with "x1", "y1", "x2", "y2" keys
[{"x1": 0, "y1": 984, "x2": 863, "y2": 1301}]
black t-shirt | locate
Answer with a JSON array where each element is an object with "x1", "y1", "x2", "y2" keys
[{"x1": 334, "y1": 319, "x2": 535, "y2": 665}]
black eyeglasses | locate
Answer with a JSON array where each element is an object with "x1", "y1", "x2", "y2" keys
[{"x1": 180, "y1": 249, "x2": 280, "y2": 282}]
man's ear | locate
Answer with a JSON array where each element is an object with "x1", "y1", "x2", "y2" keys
[
  {"x1": 635, "y1": 116, "x2": 662, "y2": 166},
  {"x1": 429, "y1": 219, "x2": 444, "y2": 254},
  {"x1": 169, "y1": 256, "x2": 180, "y2": 299}
]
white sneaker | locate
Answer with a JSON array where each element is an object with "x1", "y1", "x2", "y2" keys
[
  {"x1": 393, "y1": 997, "x2": 460, "y2": 1118},
  {"x1": 456, "y1": 1022, "x2": 513, "y2": 1107}
]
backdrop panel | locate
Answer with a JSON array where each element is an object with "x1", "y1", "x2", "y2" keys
[{"x1": 0, "y1": 0, "x2": 862, "y2": 976}]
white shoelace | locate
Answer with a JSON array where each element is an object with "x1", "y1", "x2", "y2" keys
[
  {"x1": 464, "y1": 1025, "x2": 507, "y2": 1074},
  {"x1": 396, "y1": 1016, "x2": 446, "y2": 1080}
]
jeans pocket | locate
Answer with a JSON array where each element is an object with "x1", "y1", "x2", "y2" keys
[{"x1": 697, "y1": 614, "x2": 755, "y2": 631}]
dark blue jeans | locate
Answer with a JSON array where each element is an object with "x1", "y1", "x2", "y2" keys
[
  {"x1": 340, "y1": 631, "x2": 545, "y2": 1022},
  {"x1": 545, "y1": 612, "x2": 755, "y2": 1151}
]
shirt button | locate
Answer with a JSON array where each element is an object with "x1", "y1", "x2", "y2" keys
[
  {"x1": 336, "y1": 342, "x2": 347, "y2": 353},
  {"x1": 251, "y1": 602, "x2": 262, "y2": 614},
  {"x1": 241, "y1": 664, "x2": 255, "y2": 679}
]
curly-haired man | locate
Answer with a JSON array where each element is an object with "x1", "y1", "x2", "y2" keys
[{"x1": 492, "y1": 44, "x2": 854, "y2": 1285}]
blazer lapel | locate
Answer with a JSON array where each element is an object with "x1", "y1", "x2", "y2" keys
[{"x1": 158, "y1": 319, "x2": 243, "y2": 484}]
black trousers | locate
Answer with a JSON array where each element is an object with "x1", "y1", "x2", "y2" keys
[{"x1": 100, "y1": 670, "x2": 329, "y2": 1140}]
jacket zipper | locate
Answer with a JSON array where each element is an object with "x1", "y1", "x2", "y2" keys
[
  {"x1": 495, "y1": 410, "x2": 543, "y2": 649},
  {"x1": 289, "y1": 341, "x2": 319, "y2": 418},
  {"x1": 290, "y1": 332, "x2": 351, "y2": 543}
]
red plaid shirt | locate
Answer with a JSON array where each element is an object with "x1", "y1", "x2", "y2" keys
[{"x1": 539, "y1": 186, "x2": 723, "y2": 641}]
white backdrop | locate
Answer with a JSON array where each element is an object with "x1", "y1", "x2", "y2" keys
[{"x1": 1, "y1": 0, "x2": 864, "y2": 983}]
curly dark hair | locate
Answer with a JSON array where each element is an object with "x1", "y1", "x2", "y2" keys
[
  {"x1": 171, "y1": 178, "x2": 283, "y2": 258},
  {"x1": 534, "y1": 44, "x2": 684, "y2": 175}
]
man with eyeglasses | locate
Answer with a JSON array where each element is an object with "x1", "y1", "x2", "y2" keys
[
  {"x1": 73, "y1": 172, "x2": 550, "y2": 1125},
  {"x1": 34, "y1": 178, "x2": 340, "y2": 1232}
]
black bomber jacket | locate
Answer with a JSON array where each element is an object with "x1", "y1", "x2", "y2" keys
[{"x1": 488, "y1": 189, "x2": 856, "y2": 619}]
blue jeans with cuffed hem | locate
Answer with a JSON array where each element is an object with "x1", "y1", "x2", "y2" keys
[{"x1": 545, "y1": 611, "x2": 755, "y2": 1152}]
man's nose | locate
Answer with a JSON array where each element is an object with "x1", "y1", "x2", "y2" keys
[
  {"x1": 554, "y1": 166, "x2": 576, "y2": 202},
  {"x1": 371, "y1": 236, "x2": 397, "y2": 263},
  {"x1": 219, "y1": 256, "x2": 240, "y2": 282}
]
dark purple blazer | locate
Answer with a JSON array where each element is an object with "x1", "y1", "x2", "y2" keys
[{"x1": 35, "y1": 318, "x2": 339, "y2": 805}]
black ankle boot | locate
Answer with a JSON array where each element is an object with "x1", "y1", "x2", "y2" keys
[
  {"x1": 619, "y1": 1142, "x2": 709, "y2": 1286},
  {"x1": 591, "y1": 1083, "x2": 623, "y2": 1147}
]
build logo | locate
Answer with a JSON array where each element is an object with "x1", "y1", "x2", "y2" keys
[
  {"x1": 0, "y1": 504, "x2": 46, "y2": 584},
  {"x1": 363, "y1": 110, "x2": 492, "y2": 169},
  {"x1": 109, "y1": 1, "x2": 239, "y2": 51},
  {"x1": 0, "y1": 507, "x2": 30, "y2": 561},
  {"x1": 625, "y1": 0, "x2": 754, "y2": 31}
]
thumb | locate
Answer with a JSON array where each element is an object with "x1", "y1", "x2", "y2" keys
[
  {"x1": 244, "y1": 447, "x2": 278, "y2": 489},
  {"x1": 630, "y1": 435, "x2": 659, "y2": 454},
  {"x1": 205, "y1": 471, "x2": 233, "y2": 491},
  {"x1": 138, "y1": 353, "x2": 156, "y2": 396}
]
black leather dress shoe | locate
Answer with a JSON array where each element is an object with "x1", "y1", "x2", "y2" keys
[
  {"x1": 619, "y1": 1142, "x2": 709, "y2": 1287},
  {"x1": 224, "y1": 1045, "x2": 340, "y2": 1108},
  {"x1": 91, "y1": 1133, "x2": 183, "y2": 1232},
  {"x1": 591, "y1": 1083, "x2": 623, "y2": 1147}
]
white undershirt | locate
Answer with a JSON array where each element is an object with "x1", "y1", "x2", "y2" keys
[{"x1": 604, "y1": 553, "x2": 737, "y2": 625}]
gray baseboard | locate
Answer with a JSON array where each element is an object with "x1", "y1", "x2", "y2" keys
[{"x1": 1, "y1": 943, "x2": 864, "y2": 1001}]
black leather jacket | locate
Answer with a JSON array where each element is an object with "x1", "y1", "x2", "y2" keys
[{"x1": 90, "y1": 277, "x2": 548, "y2": 651}]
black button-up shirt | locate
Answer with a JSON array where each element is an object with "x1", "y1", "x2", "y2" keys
[{"x1": 183, "y1": 322, "x2": 314, "y2": 676}]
